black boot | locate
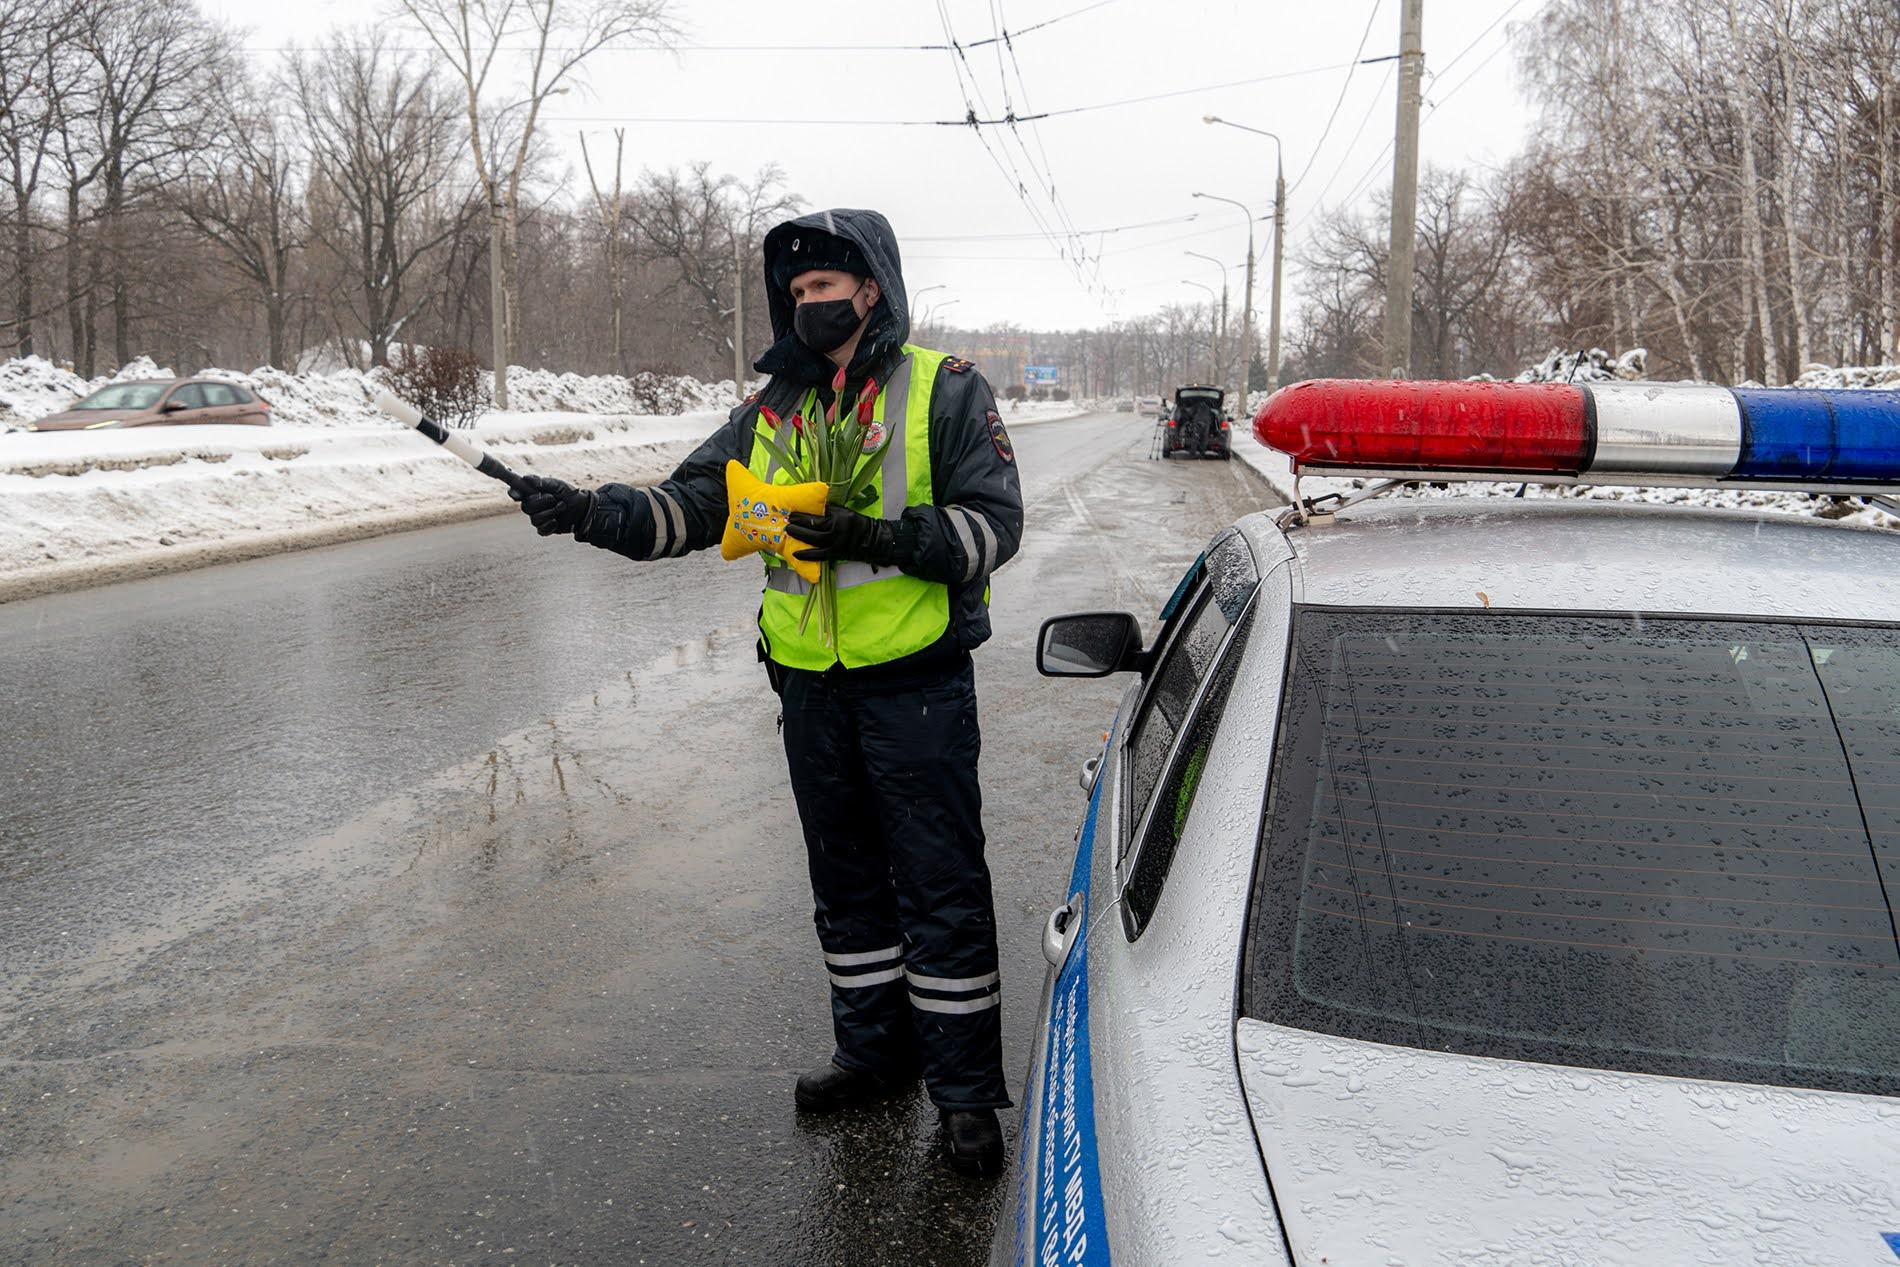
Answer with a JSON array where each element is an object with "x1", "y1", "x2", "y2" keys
[
  {"x1": 794, "y1": 1061, "x2": 909, "y2": 1112},
  {"x1": 939, "y1": 1108, "x2": 1004, "y2": 1178}
]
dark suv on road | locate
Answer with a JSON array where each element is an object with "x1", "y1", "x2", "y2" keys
[{"x1": 1160, "y1": 385, "x2": 1231, "y2": 459}]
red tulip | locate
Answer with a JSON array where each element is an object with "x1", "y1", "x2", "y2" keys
[
  {"x1": 856, "y1": 377, "x2": 879, "y2": 425},
  {"x1": 831, "y1": 365, "x2": 847, "y2": 394},
  {"x1": 791, "y1": 413, "x2": 805, "y2": 434},
  {"x1": 760, "y1": 405, "x2": 782, "y2": 430}
]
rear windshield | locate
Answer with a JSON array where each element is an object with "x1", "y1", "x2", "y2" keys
[
  {"x1": 72, "y1": 384, "x2": 164, "y2": 410},
  {"x1": 1243, "y1": 609, "x2": 1900, "y2": 1098}
]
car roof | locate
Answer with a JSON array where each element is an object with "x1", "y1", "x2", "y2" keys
[{"x1": 1265, "y1": 496, "x2": 1900, "y2": 622}]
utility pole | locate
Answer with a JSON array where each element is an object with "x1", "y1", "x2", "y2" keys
[
  {"x1": 1268, "y1": 159, "x2": 1286, "y2": 390},
  {"x1": 1383, "y1": 0, "x2": 1424, "y2": 378}
]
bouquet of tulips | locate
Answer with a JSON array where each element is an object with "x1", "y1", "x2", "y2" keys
[{"x1": 752, "y1": 364, "x2": 894, "y2": 654}]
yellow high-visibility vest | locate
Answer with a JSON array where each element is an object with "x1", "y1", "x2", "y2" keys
[{"x1": 748, "y1": 344, "x2": 954, "y2": 670}]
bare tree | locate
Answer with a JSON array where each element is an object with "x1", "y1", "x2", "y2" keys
[
  {"x1": 392, "y1": 0, "x2": 677, "y2": 406},
  {"x1": 580, "y1": 127, "x2": 628, "y2": 374},
  {"x1": 175, "y1": 84, "x2": 305, "y2": 367},
  {"x1": 291, "y1": 30, "x2": 468, "y2": 368},
  {"x1": 631, "y1": 162, "x2": 797, "y2": 371},
  {"x1": 65, "y1": 0, "x2": 230, "y2": 370},
  {"x1": 0, "y1": 0, "x2": 79, "y2": 356}
]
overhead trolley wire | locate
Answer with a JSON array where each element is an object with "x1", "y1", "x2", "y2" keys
[
  {"x1": 1287, "y1": 0, "x2": 1387, "y2": 198},
  {"x1": 1333, "y1": 12, "x2": 1520, "y2": 211},
  {"x1": 242, "y1": 2, "x2": 1122, "y2": 56},
  {"x1": 551, "y1": 62, "x2": 1358, "y2": 129}
]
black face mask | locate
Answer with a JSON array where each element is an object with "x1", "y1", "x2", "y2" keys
[{"x1": 793, "y1": 282, "x2": 868, "y2": 354}]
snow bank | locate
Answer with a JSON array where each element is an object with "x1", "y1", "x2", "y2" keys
[
  {"x1": 0, "y1": 407, "x2": 715, "y2": 601},
  {"x1": 1791, "y1": 362, "x2": 1900, "y2": 390},
  {"x1": 0, "y1": 353, "x2": 1087, "y2": 602},
  {"x1": 0, "y1": 354, "x2": 747, "y2": 430},
  {"x1": 1490, "y1": 347, "x2": 1649, "y2": 383}
]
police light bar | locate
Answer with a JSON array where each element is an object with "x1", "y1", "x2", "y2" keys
[{"x1": 1254, "y1": 379, "x2": 1900, "y2": 494}]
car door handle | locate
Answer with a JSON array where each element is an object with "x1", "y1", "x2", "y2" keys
[
  {"x1": 1078, "y1": 755, "x2": 1101, "y2": 794},
  {"x1": 1042, "y1": 892, "x2": 1083, "y2": 967}
]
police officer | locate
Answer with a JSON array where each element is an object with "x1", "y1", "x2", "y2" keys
[{"x1": 511, "y1": 209, "x2": 1022, "y2": 1177}]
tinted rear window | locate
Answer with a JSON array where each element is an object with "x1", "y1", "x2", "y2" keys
[{"x1": 1243, "y1": 609, "x2": 1900, "y2": 1097}]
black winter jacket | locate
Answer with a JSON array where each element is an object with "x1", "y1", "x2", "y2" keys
[{"x1": 571, "y1": 208, "x2": 1025, "y2": 670}]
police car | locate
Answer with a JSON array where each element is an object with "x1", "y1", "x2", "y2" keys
[{"x1": 995, "y1": 379, "x2": 1900, "y2": 1265}]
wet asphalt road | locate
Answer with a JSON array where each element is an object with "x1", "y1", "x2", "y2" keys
[{"x1": 0, "y1": 412, "x2": 1276, "y2": 1265}]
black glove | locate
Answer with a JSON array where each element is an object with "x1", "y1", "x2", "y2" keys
[
  {"x1": 785, "y1": 505, "x2": 911, "y2": 566},
  {"x1": 510, "y1": 474, "x2": 595, "y2": 537}
]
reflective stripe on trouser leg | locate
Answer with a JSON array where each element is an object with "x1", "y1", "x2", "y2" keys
[
  {"x1": 854, "y1": 658, "x2": 1010, "y2": 1112},
  {"x1": 779, "y1": 668, "x2": 917, "y2": 1076}
]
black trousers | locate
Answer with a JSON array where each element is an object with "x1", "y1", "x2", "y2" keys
[{"x1": 778, "y1": 655, "x2": 1010, "y2": 1111}]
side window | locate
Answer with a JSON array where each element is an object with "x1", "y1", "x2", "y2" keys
[
  {"x1": 203, "y1": 383, "x2": 240, "y2": 406},
  {"x1": 1123, "y1": 599, "x2": 1255, "y2": 937},
  {"x1": 168, "y1": 383, "x2": 208, "y2": 408},
  {"x1": 1121, "y1": 585, "x2": 1235, "y2": 854}
]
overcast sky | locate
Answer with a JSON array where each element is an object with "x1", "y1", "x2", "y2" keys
[{"x1": 210, "y1": 0, "x2": 1539, "y2": 331}]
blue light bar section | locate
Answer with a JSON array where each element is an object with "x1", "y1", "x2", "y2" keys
[{"x1": 1732, "y1": 387, "x2": 1900, "y2": 481}]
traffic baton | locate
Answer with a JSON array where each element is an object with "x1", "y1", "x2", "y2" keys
[{"x1": 374, "y1": 390, "x2": 528, "y2": 495}]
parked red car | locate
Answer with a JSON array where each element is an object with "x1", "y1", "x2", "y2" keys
[{"x1": 24, "y1": 379, "x2": 272, "y2": 431}]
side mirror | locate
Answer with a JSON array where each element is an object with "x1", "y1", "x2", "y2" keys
[
  {"x1": 1037, "y1": 611, "x2": 1144, "y2": 678},
  {"x1": 159, "y1": 400, "x2": 189, "y2": 413}
]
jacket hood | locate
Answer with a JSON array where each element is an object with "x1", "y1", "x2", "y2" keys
[{"x1": 754, "y1": 208, "x2": 910, "y2": 389}]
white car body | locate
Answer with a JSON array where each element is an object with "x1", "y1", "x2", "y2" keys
[{"x1": 996, "y1": 497, "x2": 1900, "y2": 1266}]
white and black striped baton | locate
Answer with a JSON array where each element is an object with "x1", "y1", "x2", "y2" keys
[{"x1": 374, "y1": 391, "x2": 528, "y2": 495}]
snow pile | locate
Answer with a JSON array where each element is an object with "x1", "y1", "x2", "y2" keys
[
  {"x1": 1790, "y1": 363, "x2": 1900, "y2": 390},
  {"x1": 502, "y1": 367, "x2": 739, "y2": 416},
  {"x1": 0, "y1": 407, "x2": 716, "y2": 599},
  {"x1": 0, "y1": 354, "x2": 746, "y2": 430},
  {"x1": 1471, "y1": 347, "x2": 1649, "y2": 383}
]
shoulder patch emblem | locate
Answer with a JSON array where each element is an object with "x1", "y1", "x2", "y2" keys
[
  {"x1": 986, "y1": 409, "x2": 1014, "y2": 463},
  {"x1": 942, "y1": 356, "x2": 975, "y2": 374},
  {"x1": 743, "y1": 390, "x2": 760, "y2": 405}
]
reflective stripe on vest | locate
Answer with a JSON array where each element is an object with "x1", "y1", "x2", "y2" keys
[{"x1": 750, "y1": 344, "x2": 953, "y2": 671}]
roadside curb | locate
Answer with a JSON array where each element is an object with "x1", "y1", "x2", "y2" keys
[
  {"x1": 0, "y1": 498, "x2": 517, "y2": 605},
  {"x1": 1228, "y1": 443, "x2": 1289, "y2": 507}
]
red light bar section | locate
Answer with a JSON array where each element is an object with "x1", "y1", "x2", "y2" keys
[{"x1": 1254, "y1": 379, "x2": 1590, "y2": 474}]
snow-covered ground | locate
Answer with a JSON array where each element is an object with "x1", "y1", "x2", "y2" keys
[
  {"x1": 0, "y1": 354, "x2": 740, "y2": 429},
  {"x1": 0, "y1": 356, "x2": 1088, "y2": 601},
  {"x1": 1232, "y1": 363, "x2": 1900, "y2": 532}
]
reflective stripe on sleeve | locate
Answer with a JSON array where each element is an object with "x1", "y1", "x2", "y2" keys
[
  {"x1": 654, "y1": 488, "x2": 689, "y2": 556},
  {"x1": 968, "y1": 509, "x2": 998, "y2": 578},
  {"x1": 944, "y1": 506, "x2": 980, "y2": 582},
  {"x1": 639, "y1": 487, "x2": 671, "y2": 559}
]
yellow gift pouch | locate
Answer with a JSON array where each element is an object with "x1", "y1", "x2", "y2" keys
[{"x1": 721, "y1": 459, "x2": 827, "y2": 585}]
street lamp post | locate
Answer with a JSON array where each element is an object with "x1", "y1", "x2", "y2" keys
[
  {"x1": 1180, "y1": 278, "x2": 1219, "y2": 381},
  {"x1": 919, "y1": 297, "x2": 958, "y2": 338},
  {"x1": 1204, "y1": 116, "x2": 1286, "y2": 391},
  {"x1": 1185, "y1": 249, "x2": 1231, "y2": 390},
  {"x1": 1194, "y1": 191, "x2": 1255, "y2": 416}
]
